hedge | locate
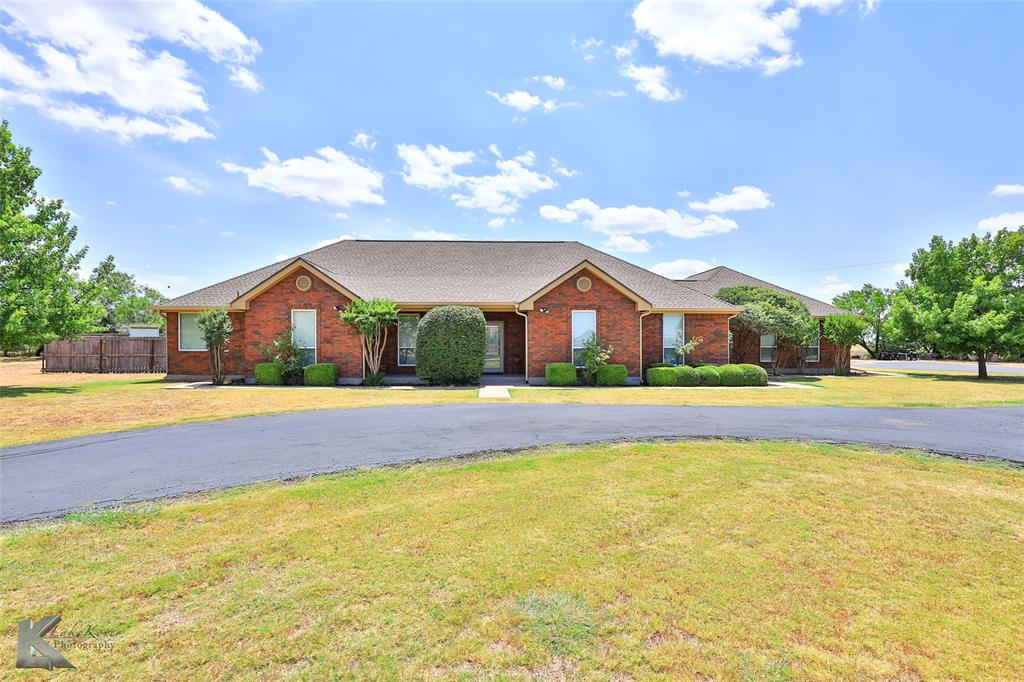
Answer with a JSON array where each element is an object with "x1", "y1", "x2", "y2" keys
[
  {"x1": 696, "y1": 364, "x2": 721, "y2": 386},
  {"x1": 738, "y1": 363, "x2": 769, "y2": 386},
  {"x1": 303, "y1": 363, "x2": 338, "y2": 386},
  {"x1": 255, "y1": 362, "x2": 284, "y2": 386},
  {"x1": 647, "y1": 362, "x2": 674, "y2": 369},
  {"x1": 675, "y1": 365, "x2": 700, "y2": 386},
  {"x1": 545, "y1": 363, "x2": 577, "y2": 386},
  {"x1": 718, "y1": 364, "x2": 747, "y2": 386},
  {"x1": 646, "y1": 366, "x2": 677, "y2": 386},
  {"x1": 596, "y1": 364, "x2": 628, "y2": 386},
  {"x1": 415, "y1": 305, "x2": 486, "y2": 385}
]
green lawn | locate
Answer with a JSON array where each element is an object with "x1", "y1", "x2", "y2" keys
[{"x1": 3, "y1": 440, "x2": 1022, "y2": 680}]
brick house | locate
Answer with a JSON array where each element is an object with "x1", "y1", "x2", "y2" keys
[{"x1": 154, "y1": 241, "x2": 843, "y2": 383}]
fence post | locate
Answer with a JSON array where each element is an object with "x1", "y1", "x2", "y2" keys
[
  {"x1": 99, "y1": 339, "x2": 105, "y2": 373},
  {"x1": 149, "y1": 339, "x2": 155, "y2": 372}
]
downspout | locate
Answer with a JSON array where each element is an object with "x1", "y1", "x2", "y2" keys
[
  {"x1": 726, "y1": 313, "x2": 740, "y2": 364},
  {"x1": 639, "y1": 310, "x2": 652, "y2": 383},
  {"x1": 515, "y1": 305, "x2": 529, "y2": 383}
]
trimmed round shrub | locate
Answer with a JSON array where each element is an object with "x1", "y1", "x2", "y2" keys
[
  {"x1": 255, "y1": 362, "x2": 284, "y2": 386},
  {"x1": 675, "y1": 365, "x2": 700, "y2": 386},
  {"x1": 647, "y1": 362, "x2": 674, "y2": 369},
  {"x1": 546, "y1": 363, "x2": 577, "y2": 386},
  {"x1": 718, "y1": 364, "x2": 746, "y2": 387},
  {"x1": 415, "y1": 305, "x2": 486, "y2": 385},
  {"x1": 738, "y1": 363, "x2": 769, "y2": 386},
  {"x1": 696, "y1": 364, "x2": 721, "y2": 386},
  {"x1": 596, "y1": 364, "x2": 628, "y2": 386},
  {"x1": 647, "y1": 366, "x2": 677, "y2": 386},
  {"x1": 303, "y1": 362, "x2": 338, "y2": 386}
]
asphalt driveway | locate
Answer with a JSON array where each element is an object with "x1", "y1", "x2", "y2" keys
[{"x1": 2, "y1": 404, "x2": 1022, "y2": 522}]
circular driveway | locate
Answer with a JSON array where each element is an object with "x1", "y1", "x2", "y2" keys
[
  {"x1": 853, "y1": 359, "x2": 1024, "y2": 375},
  {"x1": 2, "y1": 403, "x2": 1022, "y2": 522}
]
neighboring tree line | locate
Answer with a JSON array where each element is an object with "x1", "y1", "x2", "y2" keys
[
  {"x1": 834, "y1": 228, "x2": 1023, "y2": 378},
  {"x1": 0, "y1": 120, "x2": 166, "y2": 353}
]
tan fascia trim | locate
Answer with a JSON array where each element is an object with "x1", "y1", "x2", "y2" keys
[
  {"x1": 149, "y1": 305, "x2": 231, "y2": 312},
  {"x1": 394, "y1": 302, "x2": 518, "y2": 312},
  {"x1": 230, "y1": 259, "x2": 362, "y2": 310},
  {"x1": 650, "y1": 307, "x2": 745, "y2": 315},
  {"x1": 518, "y1": 260, "x2": 652, "y2": 311}
]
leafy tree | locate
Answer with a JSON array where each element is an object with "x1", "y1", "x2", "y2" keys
[
  {"x1": 823, "y1": 313, "x2": 867, "y2": 375},
  {"x1": 0, "y1": 120, "x2": 100, "y2": 351},
  {"x1": 903, "y1": 228, "x2": 1023, "y2": 378},
  {"x1": 579, "y1": 332, "x2": 612, "y2": 385},
  {"x1": 258, "y1": 329, "x2": 304, "y2": 384},
  {"x1": 716, "y1": 285, "x2": 817, "y2": 375},
  {"x1": 196, "y1": 309, "x2": 232, "y2": 385},
  {"x1": 832, "y1": 284, "x2": 893, "y2": 358},
  {"x1": 88, "y1": 256, "x2": 167, "y2": 332},
  {"x1": 673, "y1": 328, "x2": 704, "y2": 364},
  {"x1": 338, "y1": 298, "x2": 400, "y2": 383}
]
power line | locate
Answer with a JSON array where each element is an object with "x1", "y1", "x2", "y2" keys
[{"x1": 764, "y1": 258, "x2": 906, "y2": 276}]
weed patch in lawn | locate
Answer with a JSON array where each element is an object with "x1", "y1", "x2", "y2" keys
[{"x1": 517, "y1": 592, "x2": 597, "y2": 656}]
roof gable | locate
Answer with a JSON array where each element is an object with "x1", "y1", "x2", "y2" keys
[
  {"x1": 518, "y1": 260, "x2": 652, "y2": 311},
  {"x1": 678, "y1": 266, "x2": 839, "y2": 317}
]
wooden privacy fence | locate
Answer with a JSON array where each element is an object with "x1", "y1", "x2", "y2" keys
[{"x1": 42, "y1": 335, "x2": 167, "y2": 373}]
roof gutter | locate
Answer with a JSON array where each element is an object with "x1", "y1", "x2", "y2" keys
[
  {"x1": 639, "y1": 310, "x2": 652, "y2": 383},
  {"x1": 515, "y1": 304, "x2": 529, "y2": 381}
]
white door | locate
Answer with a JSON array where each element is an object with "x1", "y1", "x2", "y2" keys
[{"x1": 484, "y1": 322, "x2": 504, "y2": 373}]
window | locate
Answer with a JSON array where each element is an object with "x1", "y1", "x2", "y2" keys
[
  {"x1": 178, "y1": 313, "x2": 207, "y2": 351},
  {"x1": 398, "y1": 314, "x2": 419, "y2": 366},
  {"x1": 662, "y1": 314, "x2": 684, "y2": 365},
  {"x1": 804, "y1": 335, "x2": 820, "y2": 363},
  {"x1": 571, "y1": 310, "x2": 596, "y2": 366},
  {"x1": 759, "y1": 333, "x2": 775, "y2": 364},
  {"x1": 291, "y1": 310, "x2": 317, "y2": 366}
]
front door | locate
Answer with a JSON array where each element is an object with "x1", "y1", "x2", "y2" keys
[{"x1": 484, "y1": 322, "x2": 504, "y2": 373}]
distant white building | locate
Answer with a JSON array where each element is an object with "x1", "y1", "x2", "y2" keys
[{"x1": 126, "y1": 323, "x2": 162, "y2": 338}]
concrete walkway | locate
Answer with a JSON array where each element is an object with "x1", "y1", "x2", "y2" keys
[{"x1": 2, "y1": 404, "x2": 1021, "y2": 523}]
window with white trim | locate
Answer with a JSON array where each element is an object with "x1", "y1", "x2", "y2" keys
[
  {"x1": 804, "y1": 335, "x2": 820, "y2": 363},
  {"x1": 662, "y1": 314, "x2": 684, "y2": 365},
  {"x1": 398, "y1": 314, "x2": 419, "y2": 366},
  {"x1": 760, "y1": 333, "x2": 776, "y2": 363},
  {"x1": 571, "y1": 310, "x2": 596, "y2": 367},
  {"x1": 291, "y1": 310, "x2": 317, "y2": 366},
  {"x1": 178, "y1": 313, "x2": 207, "y2": 351}
]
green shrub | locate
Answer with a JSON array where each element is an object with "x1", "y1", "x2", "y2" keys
[
  {"x1": 596, "y1": 364, "x2": 628, "y2": 386},
  {"x1": 646, "y1": 366, "x2": 677, "y2": 386},
  {"x1": 647, "y1": 362, "x2": 674, "y2": 369},
  {"x1": 695, "y1": 364, "x2": 722, "y2": 386},
  {"x1": 675, "y1": 365, "x2": 700, "y2": 386},
  {"x1": 255, "y1": 362, "x2": 284, "y2": 385},
  {"x1": 415, "y1": 305, "x2": 486, "y2": 385},
  {"x1": 579, "y1": 333, "x2": 612, "y2": 385},
  {"x1": 303, "y1": 363, "x2": 338, "y2": 386},
  {"x1": 546, "y1": 363, "x2": 577, "y2": 386},
  {"x1": 738, "y1": 363, "x2": 769, "y2": 386},
  {"x1": 718, "y1": 364, "x2": 746, "y2": 386}
]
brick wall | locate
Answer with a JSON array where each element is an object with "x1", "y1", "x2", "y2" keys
[
  {"x1": 380, "y1": 309, "x2": 526, "y2": 375},
  {"x1": 641, "y1": 312, "x2": 731, "y2": 370},
  {"x1": 166, "y1": 310, "x2": 247, "y2": 377},
  {"x1": 731, "y1": 319, "x2": 845, "y2": 373}
]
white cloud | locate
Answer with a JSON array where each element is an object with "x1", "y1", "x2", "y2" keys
[
  {"x1": 274, "y1": 253, "x2": 291, "y2": 262},
  {"x1": 488, "y1": 144, "x2": 502, "y2": 158},
  {"x1": 882, "y1": 262, "x2": 908, "y2": 275},
  {"x1": 651, "y1": 258, "x2": 715, "y2": 279},
  {"x1": 165, "y1": 175, "x2": 207, "y2": 194},
  {"x1": 313, "y1": 234, "x2": 357, "y2": 249},
  {"x1": 632, "y1": 0, "x2": 861, "y2": 76},
  {"x1": 676, "y1": 190, "x2": 691, "y2": 198},
  {"x1": 571, "y1": 37, "x2": 603, "y2": 61},
  {"x1": 229, "y1": 66, "x2": 262, "y2": 92},
  {"x1": 218, "y1": 230, "x2": 234, "y2": 237},
  {"x1": 977, "y1": 212, "x2": 1024, "y2": 233},
  {"x1": 531, "y1": 75, "x2": 567, "y2": 91},
  {"x1": 411, "y1": 230, "x2": 467, "y2": 240},
  {"x1": 349, "y1": 132, "x2": 376, "y2": 150},
  {"x1": 991, "y1": 184, "x2": 1024, "y2": 196},
  {"x1": 0, "y1": 0, "x2": 259, "y2": 140},
  {"x1": 487, "y1": 217, "x2": 506, "y2": 228},
  {"x1": 105, "y1": 200, "x2": 117, "y2": 206},
  {"x1": 817, "y1": 274, "x2": 853, "y2": 298},
  {"x1": 398, "y1": 143, "x2": 556, "y2": 215},
  {"x1": 550, "y1": 158, "x2": 579, "y2": 178},
  {"x1": 540, "y1": 198, "x2": 738, "y2": 240},
  {"x1": 619, "y1": 63, "x2": 682, "y2": 102},
  {"x1": 596, "y1": 89, "x2": 629, "y2": 98},
  {"x1": 332, "y1": 212, "x2": 349, "y2": 220},
  {"x1": 613, "y1": 39, "x2": 637, "y2": 60},
  {"x1": 222, "y1": 146, "x2": 385, "y2": 208},
  {"x1": 487, "y1": 89, "x2": 541, "y2": 112},
  {"x1": 601, "y1": 234, "x2": 651, "y2": 253},
  {"x1": 689, "y1": 185, "x2": 773, "y2": 212}
]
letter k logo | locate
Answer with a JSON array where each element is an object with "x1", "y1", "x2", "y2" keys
[{"x1": 16, "y1": 615, "x2": 75, "y2": 669}]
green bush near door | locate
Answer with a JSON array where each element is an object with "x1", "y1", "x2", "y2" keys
[
  {"x1": 718, "y1": 364, "x2": 747, "y2": 387},
  {"x1": 255, "y1": 362, "x2": 284, "y2": 386},
  {"x1": 303, "y1": 363, "x2": 339, "y2": 386},
  {"x1": 545, "y1": 363, "x2": 578, "y2": 386},
  {"x1": 646, "y1": 366, "x2": 677, "y2": 386},
  {"x1": 675, "y1": 365, "x2": 700, "y2": 386},
  {"x1": 596, "y1": 364, "x2": 628, "y2": 386},
  {"x1": 696, "y1": 365, "x2": 722, "y2": 386}
]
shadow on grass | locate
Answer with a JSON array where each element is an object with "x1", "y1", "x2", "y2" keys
[
  {"x1": 0, "y1": 377, "x2": 169, "y2": 398},
  {"x1": 902, "y1": 372, "x2": 1024, "y2": 384}
]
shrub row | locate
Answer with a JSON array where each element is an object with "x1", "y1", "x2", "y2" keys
[
  {"x1": 645, "y1": 363, "x2": 768, "y2": 387},
  {"x1": 255, "y1": 362, "x2": 339, "y2": 386},
  {"x1": 544, "y1": 363, "x2": 631, "y2": 386}
]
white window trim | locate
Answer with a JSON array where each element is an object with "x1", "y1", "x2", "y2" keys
[
  {"x1": 662, "y1": 313, "x2": 686, "y2": 365},
  {"x1": 397, "y1": 313, "x2": 419, "y2": 367},
  {"x1": 804, "y1": 335, "x2": 821, "y2": 363},
  {"x1": 177, "y1": 312, "x2": 207, "y2": 352},
  {"x1": 291, "y1": 309, "x2": 317, "y2": 364},
  {"x1": 760, "y1": 333, "x2": 776, "y2": 364},
  {"x1": 571, "y1": 309, "x2": 596, "y2": 367}
]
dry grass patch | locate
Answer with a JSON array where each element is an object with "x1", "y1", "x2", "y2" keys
[{"x1": 2, "y1": 440, "x2": 1022, "y2": 680}]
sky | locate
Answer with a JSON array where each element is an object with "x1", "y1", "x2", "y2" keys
[{"x1": 1, "y1": 0, "x2": 1022, "y2": 302}]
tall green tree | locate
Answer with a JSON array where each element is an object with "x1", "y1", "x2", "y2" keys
[
  {"x1": 88, "y1": 256, "x2": 167, "y2": 332},
  {"x1": 716, "y1": 285, "x2": 817, "y2": 375},
  {"x1": 904, "y1": 228, "x2": 1024, "y2": 378},
  {"x1": 823, "y1": 313, "x2": 867, "y2": 375},
  {"x1": 0, "y1": 120, "x2": 100, "y2": 351},
  {"x1": 832, "y1": 284, "x2": 893, "y2": 358}
]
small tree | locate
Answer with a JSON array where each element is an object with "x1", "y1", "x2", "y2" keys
[
  {"x1": 823, "y1": 313, "x2": 867, "y2": 375},
  {"x1": 674, "y1": 326, "x2": 704, "y2": 364},
  {"x1": 833, "y1": 284, "x2": 894, "y2": 359},
  {"x1": 196, "y1": 309, "x2": 232, "y2": 385},
  {"x1": 579, "y1": 333, "x2": 612, "y2": 385},
  {"x1": 716, "y1": 285, "x2": 817, "y2": 375},
  {"x1": 338, "y1": 298, "x2": 399, "y2": 384},
  {"x1": 259, "y1": 329, "x2": 303, "y2": 384}
]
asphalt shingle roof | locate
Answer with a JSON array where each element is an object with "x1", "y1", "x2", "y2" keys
[
  {"x1": 678, "y1": 265, "x2": 840, "y2": 317},
  {"x1": 159, "y1": 240, "x2": 742, "y2": 311}
]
